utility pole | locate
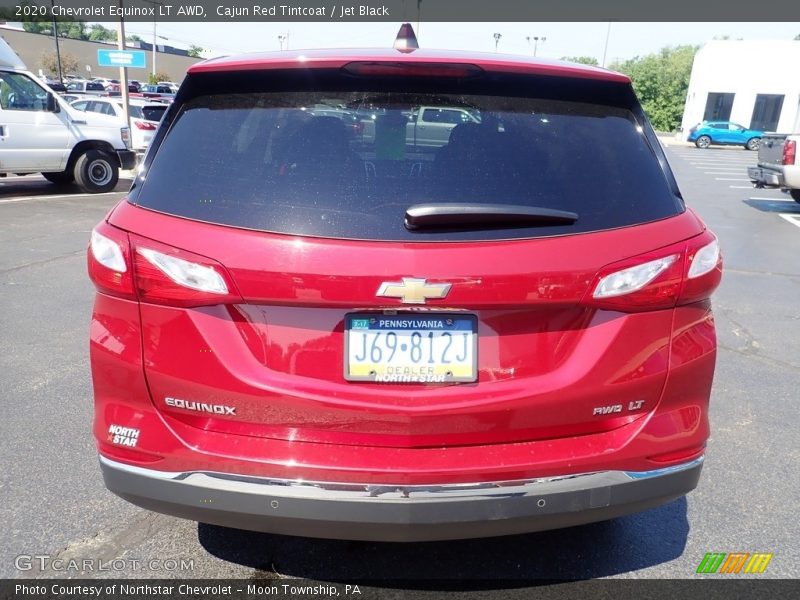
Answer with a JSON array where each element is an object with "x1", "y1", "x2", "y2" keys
[
  {"x1": 50, "y1": 0, "x2": 63, "y2": 82},
  {"x1": 493, "y1": 33, "x2": 502, "y2": 52},
  {"x1": 116, "y1": 0, "x2": 131, "y2": 139}
]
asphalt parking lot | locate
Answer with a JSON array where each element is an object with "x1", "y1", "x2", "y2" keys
[{"x1": 1, "y1": 146, "x2": 798, "y2": 586}]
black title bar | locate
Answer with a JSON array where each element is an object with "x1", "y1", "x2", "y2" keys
[{"x1": 2, "y1": 0, "x2": 800, "y2": 22}]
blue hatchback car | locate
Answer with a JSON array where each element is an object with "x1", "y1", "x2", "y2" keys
[{"x1": 687, "y1": 121, "x2": 764, "y2": 150}]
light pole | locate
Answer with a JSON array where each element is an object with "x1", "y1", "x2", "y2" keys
[
  {"x1": 526, "y1": 35, "x2": 546, "y2": 57},
  {"x1": 140, "y1": 0, "x2": 163, "y2": 79},
  {"x1": 493, "y1": 33, "x2": 502, "y2": 52},
  {"x1": 602, "y1": 21, "x2": 613, "y2": 68},
  {"x1": 152, "y1": 16, "x2": 156, "y2": 78}
]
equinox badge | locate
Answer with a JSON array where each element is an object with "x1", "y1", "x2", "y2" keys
[
  {"x1": 376, "y1": 278, "x2": 451, "y2": 304},
  {"x1": 165, "y1": 397, "x2": 236, "y2": 415}
]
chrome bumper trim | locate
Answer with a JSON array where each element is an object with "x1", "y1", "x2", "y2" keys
[{"x1": 99, "y1": 455, "x2": 703, "y2": 499}]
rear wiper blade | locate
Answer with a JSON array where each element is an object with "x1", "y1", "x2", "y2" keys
[{"x1": 405, "y1": 203, "x2": 578, "y2": 231}]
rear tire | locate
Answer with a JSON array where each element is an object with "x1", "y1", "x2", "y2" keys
[
  {"x1": 746, "y1": 137, "x2": 761, "y2": 151},
  {"x1": 74, "y1": 149, "x2": 119, "y2": 193},
  {"x1": 790, "y1": 189, "x2": 800, "y2": 203},
  {"x1": 42, "y1": 171, "x2": 74, "y2": 185},
  {"x1": 695, "y1": 135, "x2": 711, "y2": 149}
]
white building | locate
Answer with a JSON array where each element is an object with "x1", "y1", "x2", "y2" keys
[{"x1": 680, "y1": 40, "x2": 800, "y2": 138}]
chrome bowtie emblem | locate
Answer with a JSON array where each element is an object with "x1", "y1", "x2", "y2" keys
[{"x1": 376, "y1": 278, "x2": 452, "y2": 304}]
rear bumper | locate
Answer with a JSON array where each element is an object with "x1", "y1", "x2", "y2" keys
[
  {"x1": 99, "y1": 455, "x2": 703, "y2": 542},
  {"x1": 117, "y1": 150, "x2": 137, "y2": 171},
  {"x1": 748, "y1": 165, "x2": 783, "y2": 187}
]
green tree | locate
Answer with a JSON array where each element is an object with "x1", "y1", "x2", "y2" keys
[
  {"x1": 60, "y1": 22, "x2": 88, "y2": 40},
  {"x1": 560, "y1": 56, "x2": 598, "y2": 66},
  {"x1": 25, "y1": 19, "x2": 88, "y2": 41},
  {"x1": 39, "y1": 50, "x2": 79, "y2": 77},
  {"x1": 609, "y1": 45, "x2": 698, "y2": 132},
  {"x1": 127, "y1": 34, "x2": 144, "y2": 43},
  {"x1": 88, "y1": 24, "x2": 117, "y2": 42},
  {"x1": 16, "y1": 1, "x2": 50, "y2": 31},
  {"x1": 22, "y1": 21, "x2": 50, "y2": 35},
  {"x1": 15, "y1": 1, "x2": 90, "y2": 39},
  {"x1": 148, "y1": 72, "x2": 172, "y2": 85},
  {"x1": 187, "y1": 45, "x2": 204, "y2": 58}
]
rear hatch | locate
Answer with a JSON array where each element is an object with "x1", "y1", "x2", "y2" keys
[{"x1": 112, "y1": 62, "x2": 698, "y2": 448}]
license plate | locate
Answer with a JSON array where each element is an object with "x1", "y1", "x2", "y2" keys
[{"x1": 345, "y1": 313, "x2": 477, "y2": 383}]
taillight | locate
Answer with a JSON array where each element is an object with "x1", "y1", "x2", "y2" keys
[
  {"x1": 130, "y1": 234, "x2": 243, "y2": 307},
  {"x1": 88, "y1": 224, "x2": 243, "y2": 307},
  {"x1": 584, "y1": 231, "x2": 722, "y2": 312},
  {"x1": 680, "y1": 236, "x2": 723, "y2": 305},
  {"x1": 784, "y1": 140, "x2": 796, "y2": 166},
  {"x1": 87, "y1": 222, "x2": 136, "y2": 299},
  {"x1": 133, "y1": 120, "x2": 157, "y2": 130}
]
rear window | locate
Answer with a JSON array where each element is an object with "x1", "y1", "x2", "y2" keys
[
  {"x1": 132, "y1": 71, "x2": 682, "y2": 241},
  {"x1": 141, "y1": 105, "x2": 167, "y2": 122},
  {"x1": 86, "y1": 82, "x2": 105, "y2": 91}
]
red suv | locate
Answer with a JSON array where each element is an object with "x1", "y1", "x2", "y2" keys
[{"x1": 88, "y1": 44, "x2": 722, "y2": 541}]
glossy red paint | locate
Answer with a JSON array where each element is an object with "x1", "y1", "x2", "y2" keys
[
  {"x1": 91, "y1": 290, "x2": 715, "y2": 484},
  {"x1": 90, "y1": 309, "x2": 715, "y2": 484},
  {"x1": 90, "y1": 198, "x2": 719, "y2": 482},
  {"x1": 188, "y1": 48, "x2": 631, "y2": 83}
]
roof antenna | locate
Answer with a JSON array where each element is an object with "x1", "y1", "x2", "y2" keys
[{"x1": 394, "y1": 23, "x2": 419, "y2": 53}]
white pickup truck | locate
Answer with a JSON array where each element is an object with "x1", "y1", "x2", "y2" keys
[
  {"x1": 748, "y1": 115, "x2": 800, "y2": 203},
  {"x1": 0, "y1": 39, "x2": 135, "y2": 193},
  {"x1": 405, "y1": 106, "x2": 481, "y2": 148},
  {"x1": 357, "y1": 105, "x2": 481, "y2": 150}
]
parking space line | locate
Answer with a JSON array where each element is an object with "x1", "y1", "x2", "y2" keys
[
  {"x1": 691, "y1": 164, "x2": 754, "y2": 168},
  {"x1": 0, "y1": 192, "x2": 123, "y2": 204},
  {"x1": 779, "y1": 214, "x2": 800, "y2": 229},
  {"x1": 729, "y1": 185, "x2": 755, "y2": 189},
  {"x1": 690, "y1": 163, "x2": 754, "y2": 166}
]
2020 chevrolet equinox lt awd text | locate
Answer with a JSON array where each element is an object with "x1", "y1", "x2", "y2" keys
[{"x1": 88, "y1": 39, "x2": 722, "y2": 541}]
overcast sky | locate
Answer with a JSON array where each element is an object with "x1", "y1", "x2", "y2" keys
[{"x1": 113, "y1": 21, "x2": 800, "y2": 65}]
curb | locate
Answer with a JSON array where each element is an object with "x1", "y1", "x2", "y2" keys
[{"x1": 657, "y1": 134, "x2": 692, "y2": 148}]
